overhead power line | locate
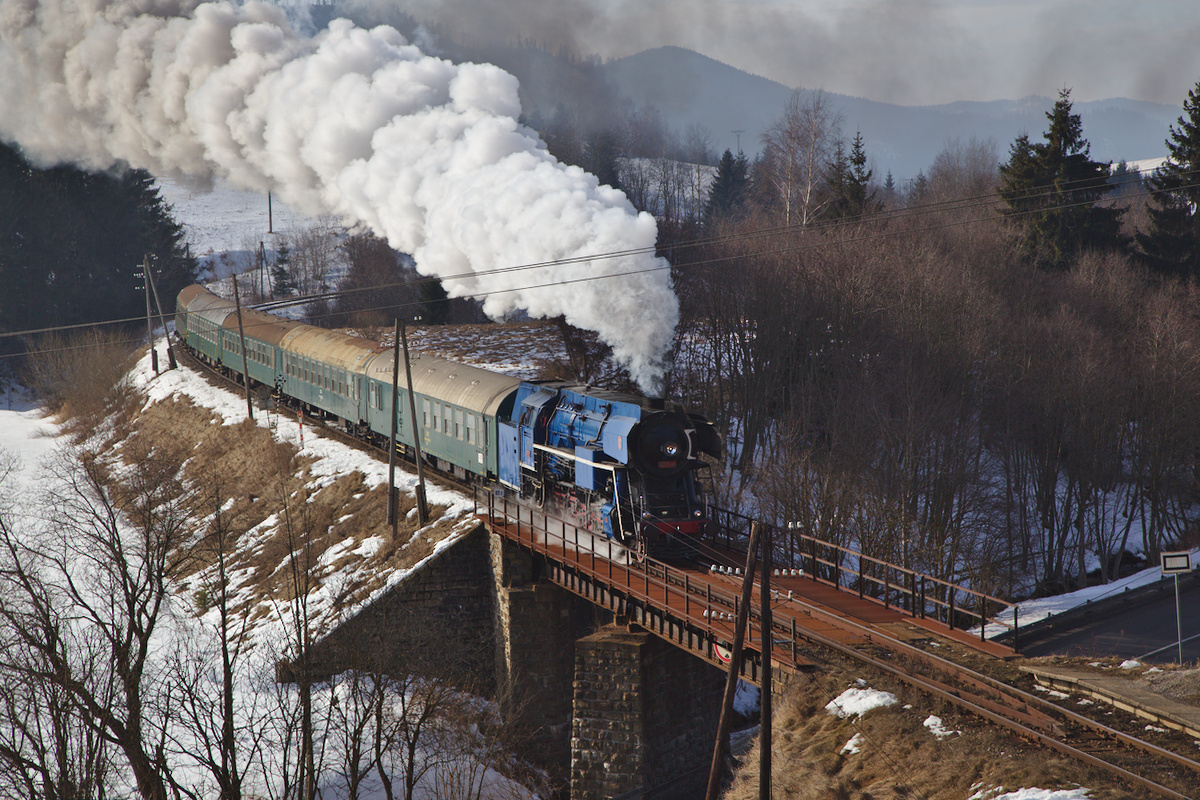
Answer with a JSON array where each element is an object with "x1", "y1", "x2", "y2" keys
[{"x1": 2, "y1": 164, "x2": 1197, "y2": 356}]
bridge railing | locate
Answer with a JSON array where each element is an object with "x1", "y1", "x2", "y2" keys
[
  {"x1": 705, "y1": 505, "x2": 1021, "y2": 648},
  {"x1": 474, "y1": 488, "x2": 800, "y2": 669},
  {"x1": 476, "y1": 489, "x2": 1019, "y2": 651}
]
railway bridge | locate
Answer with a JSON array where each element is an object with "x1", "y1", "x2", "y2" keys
[{"x1": 307, "y1": 489, "x2": 1019, "y2": 800}]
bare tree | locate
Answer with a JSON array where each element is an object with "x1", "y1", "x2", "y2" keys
[
  {"x1": 0, "y1": 451, "x2": 114, "y2": 799},
  {"x1": 927, "y1": 137, "x2": 1000, "y2": 204},
  {"x1": 759, "y1": 89, "x2": 841, "y2": 225},
  {"x1": 284, "y1": 220, "x2": 341, "y2": 296},
  {"x1": 164, "y1": 478, "x2": 273, "y2": 800},
  {"x1": 0, "y1": 438, "x2": 193, "y2": 800}
]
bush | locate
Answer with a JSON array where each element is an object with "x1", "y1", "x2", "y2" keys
[{"x1": 21, "y1": 328, "x2": 139, "y2": 427}]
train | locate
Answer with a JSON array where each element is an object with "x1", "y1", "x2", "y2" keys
[{"x1": 174, "y1": 284, "x2": 722, "y2": 556}]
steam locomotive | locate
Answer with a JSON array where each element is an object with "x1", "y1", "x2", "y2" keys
[{"x1": 175, "y1": 285, "x2": 721, "y2": 555}]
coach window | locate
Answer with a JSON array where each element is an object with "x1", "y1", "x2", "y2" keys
[
  {"x1": 454, "y1": 409, "x2": 464, "y2": 440},
  {"x1": 466, "y1": 413, "x2": 476, "y2": 445},
  {"x1": 422, "y1": 398, "x2": 430, "y2": 428},
  {"x1": 432, "y1": 403, "x2": 441, "y2": 433}
]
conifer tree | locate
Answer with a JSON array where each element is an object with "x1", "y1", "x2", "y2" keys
[
  {"x1": 272, "y1": 241, "x2": 298, "y2": 297},
  {"x1": 824, "y1": 132, "x2": 878, "y2": 221},
  {"x1": 703, "y1": 148, "x2": 749, "y2": 224},
  {"x1": 845, "y1": 130, "x2": 878, "y2": 217},
  {"x1": 1136, "y1": 81, "x2": 1200, "y2": 280},
  {"x1": 998, "y1": 89, "x2": 1125, "y2": 270}
]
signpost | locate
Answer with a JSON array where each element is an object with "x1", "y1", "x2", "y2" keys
[{"x1": 1160, "y1": 551, "x2": 1193, "y2": 663}]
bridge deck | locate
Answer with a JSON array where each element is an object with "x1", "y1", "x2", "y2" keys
[{"x1": 477, "y1": 492, "x2": 1015, "y2": 685}]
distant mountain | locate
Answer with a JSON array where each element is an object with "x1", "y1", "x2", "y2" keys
[{"x1": 601, "y1": 46, "x2": 1179, "y2": 182}]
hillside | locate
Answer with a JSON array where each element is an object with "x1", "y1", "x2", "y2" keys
[{"x1": 601, "y1": 46, "x2": 1179, "y2": 180}]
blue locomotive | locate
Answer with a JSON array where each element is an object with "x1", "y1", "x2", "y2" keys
[{"x1": 175, "y1": 285, "x2": 721, "y2": 555}]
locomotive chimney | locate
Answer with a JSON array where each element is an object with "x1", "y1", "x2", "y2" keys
[{"x1": 650, "y1": 397, "x2": 665, "y2": 410}]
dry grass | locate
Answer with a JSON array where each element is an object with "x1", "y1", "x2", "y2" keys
[
  {"x1": 22, "y1": 329, "x2": 141, "y2": 436},
  {"x1": 722, "y1": 670, "x2": 1143, "y2": 800},
  {"x1": 88, "y1": 369, "x2": 466, "y2": 636}
]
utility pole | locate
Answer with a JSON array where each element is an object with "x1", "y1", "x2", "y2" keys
[
  {"x1": 706, "y1": 522, "x2": 763, "y2": 800},
  {"x1": 231, "y1": 274, "x2": 254, "y2": 421},
  {"x1": 733, "y1": 129, "x2": 744, "y2": 155},
  {"x1": 399, "y1": 316, "x2": 429, "y2": 525},
  {"x1": 759, "y1": 525, "x2": 772, "y2": 800},
  {"x1": 387, "y1": 319, "x2": 401, "y2": 537},
  {"x1": 140, "y1": 255, "x2": 159, "y2": 375},
  {"x1": 145, "y1": 260, "x2": 176, "y2": 370}
]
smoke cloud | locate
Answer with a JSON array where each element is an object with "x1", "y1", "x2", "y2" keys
[
  {"x1": 394, "y1": 0, "x2": 1200, "y2": 107},
  {"x1": 0, "y1": 0, "x2": 676, "y2": 392}
]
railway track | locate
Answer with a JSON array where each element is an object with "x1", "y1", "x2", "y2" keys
[
  {"x1": 748, "y1": 583, "x2": 1200, "y2": 799},
  {"x1": 172, "y1": 343, "x2": 1200, "y2": 798}
]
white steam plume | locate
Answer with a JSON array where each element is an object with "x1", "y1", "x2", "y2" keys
[{"x1": 0, "y1": 0, "x2": 676, "y2": 391}]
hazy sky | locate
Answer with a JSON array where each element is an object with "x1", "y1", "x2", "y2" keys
[{"x1": 395, "y1": 0, "x2": 1200, "y2": 106}]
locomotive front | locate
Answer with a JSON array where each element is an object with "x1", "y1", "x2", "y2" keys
[{"x1": 498, "y1": 383, "x2": 722, "y2": 557}]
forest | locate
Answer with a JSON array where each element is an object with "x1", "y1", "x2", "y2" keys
[
  {"x1": 2, "y1": 37, "x2": 1199, "y2": 605},
  {"x1": 0, "y1": 142, "x2": 197, "y2": 358},
  {"x1": 651, "y1": 86, "x2": 1200, "y2": 600}
]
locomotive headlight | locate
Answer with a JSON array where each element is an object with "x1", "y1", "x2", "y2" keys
[{"x1": 663, "y1": 441, "x2": 680, "y2": 457}]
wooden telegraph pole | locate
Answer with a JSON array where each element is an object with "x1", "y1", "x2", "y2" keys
[
  {"x1": 142, "y1": 256, "x2": 159, "y2": 375},
  {"x1": 399, "y1": 317, "x2": 428, "y2": 525},
  {"x1": 144, "y1": 260, "x2": 176, "y2": 370},
  {"x1": 231, "y1": 274, "x2": 254, "y2": 421},
  {"x1": 387, "y1": 320, "x2": 402, "y2": 537},
  {"x1": 706, "y1": 521, "x2": 763, "y2": 800},
  {"x1": 760, "y1": 525, "x2": 773, "y2": 800}
]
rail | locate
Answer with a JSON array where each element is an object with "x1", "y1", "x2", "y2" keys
[
  {"x1": 704, "y1": 505, "x2": 1021, "y2": 648},
  {"x1": 479, "y1": 491, "x2": 1197, "y2": 799},
  {"x1": 474, "y1": 489, "x2": 805, "y2": 674}
]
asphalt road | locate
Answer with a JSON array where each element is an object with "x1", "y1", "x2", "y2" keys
[{"x1": 1022, "y1": 577, "x2": 1200, "y2": 664}]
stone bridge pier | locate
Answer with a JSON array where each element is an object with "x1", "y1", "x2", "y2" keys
[
  {"x1": 303, "y1": 526, "x2": 728, "y2": 800},
  {"x1": 489, "y1": 532, "x2": 726, "y2": 800}
]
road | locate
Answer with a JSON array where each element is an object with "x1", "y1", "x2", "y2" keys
[{"x1": 1022, "y1": 577, "x2": 1200, "y2": 664}]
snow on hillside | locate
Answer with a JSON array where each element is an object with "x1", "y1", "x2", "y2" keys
[
  {"x1": 0, "y1": 170, "x2": 1162, "y2": 800},
  {"x1": 158, "y1": 176, "x2": 319, "y2": 280}
]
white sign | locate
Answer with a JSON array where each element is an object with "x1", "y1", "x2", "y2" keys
[{"x1": 1161, "y1": 551, "x2": 1192, "y2": 575}]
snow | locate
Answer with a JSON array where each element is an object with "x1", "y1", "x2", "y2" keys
[
  {"x1": 0, "y1": 177, "x2": 1145, "y2": 800},
  {"x1": 923, "y1": 715, "x2": 960, "y2": 739},
  {"x1": 981, "y1": 550, "x2": 1200, "y2": 639},
  {"x1": 970, "y1": 789, "x2": 1092, "y2": 800},
  {"x1": 158, "y1": 176, "x2": 319, "y2": 282},
  {"x1": 825, "y1": 679, "x2": 899, "y2": 718}
]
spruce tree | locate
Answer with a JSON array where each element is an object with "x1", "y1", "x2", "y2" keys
[
  {"x1": 844, "y1": 130, "x2": 878, "y2": 218},
  {"x1": 1136, "y1": 81, "x2": 1200, "y2": 280},
  {"x1": 998, "y1": 89, "x2": 1125, "y2": 270},
  {"x1": 272, "y1": 241, "x2": 298, "y2": 297},
  {"x1": 703, "y1": 148, "x2": 749, "y2": 224}
]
